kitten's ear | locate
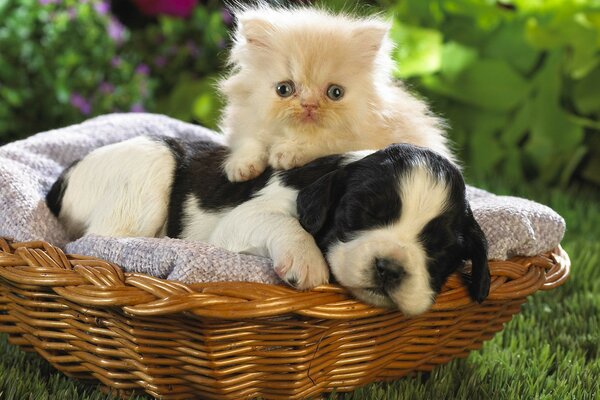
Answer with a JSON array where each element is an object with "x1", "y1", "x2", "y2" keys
[
  {"x1": 352, "y1": 21, "x2": 390, "y2": 59},
  {"x1": 238, "y1": 16, "x2": 274, "y2": 49}
]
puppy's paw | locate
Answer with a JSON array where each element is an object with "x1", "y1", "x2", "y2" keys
[
  {"x1": 269, "y1": 143, "x2": 312, "y2": 170},
  {"x1": 224, "y1": 151, "x2": 267, "y2": 182},
  {"x1": 273, "y1": 244, "x2": 330, "y2": 290}
]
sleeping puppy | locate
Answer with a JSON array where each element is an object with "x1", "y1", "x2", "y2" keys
[{"x1": 47, "y1": 136, "x2": 490, "y2": 315}]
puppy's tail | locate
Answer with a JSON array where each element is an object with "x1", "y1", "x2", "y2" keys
[{"x1": 46, "y1": 161, "x2": 78, "y2": 217}]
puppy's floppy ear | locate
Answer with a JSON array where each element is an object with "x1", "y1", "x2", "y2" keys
[
  {"x1": 297, "y1": 170, "x2": 346, "y2": 236},
  {"x1": 464, "y1": 210, "x2": 490, "y2": 303}
]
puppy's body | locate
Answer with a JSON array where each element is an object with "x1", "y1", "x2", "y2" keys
[
  {"x1": 220, "y1": 5, "x2": 453, "y2": 182},
  {"x1": 48, "y1": 136, "x2": 489, "y2": 315}
]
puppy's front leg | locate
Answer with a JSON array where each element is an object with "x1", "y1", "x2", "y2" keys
[
  {"x1": 209, "y1": 210, "x2": 329, "y2": 290},
  {"x1": 267, "y1": 218, "x2": 330, "y2": 289}
]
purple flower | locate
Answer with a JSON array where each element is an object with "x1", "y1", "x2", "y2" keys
[
  {"x1": 94, "y1": 1, "x2": 110, "y2": 15},
  {"x1": 221, "y1": 8, "x2": 233, "y2": 25},
  {"x1": 133, "y1": 0, "x2": 197, "y2": 18},
  {"x1": 67, "y1": 7, "x2": 77, "y2": 20},
  {"x1": 98, "y1": 81, "x2": 115, "y2": 94},
  {"x1": 135, "y1": 64, "x2": 150, "y2": 75},
  {"x1": 154, "y1": 55, "x2": 167, "y2": 68},
  {"x1": 186, "y1": 41, "x2": 199, "y2": 58},
  {"x1": 70, "y1": 93, "x2": 92, "y2": 115},
  {"x1": 130, "y1": 103, "x2": 145, "y2": 113},
  {"x1": 107, "y1": 17, "x2": 125, "y2": 44},
  {"x1": 111, "y1": 56, "x2": 122, "y2": 68}
]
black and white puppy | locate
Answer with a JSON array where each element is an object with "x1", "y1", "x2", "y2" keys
[{"x1": 47, "y1": 136, "x2": 490, "y2": 315}]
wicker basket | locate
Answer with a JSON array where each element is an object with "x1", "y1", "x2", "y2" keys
[{"x1": 0, "y1": 237, "x2": 569, "y2": 399}]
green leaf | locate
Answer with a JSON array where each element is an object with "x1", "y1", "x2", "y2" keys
[
  {"x1": 464, "y1": 108, "x2": 508, "y2": 174},
  {"x1": 580, "y1": 135, "x2": 600, "y2": 185},
  {"x1": 391, "y1": 21, "x2": 442, "y2": 78},
  {"x1": 483, "y1": 21, "x2": 540, "y2": 74},
  {"x1": 393, "y1": 0, "x2": 445, "y2": 26},
  {"x1": 525, "y1": 17, "x2": 561, "y2": 50},
  {"x1": 559, "y1": 145, "x2": 587, "y2": 187},
  {"x1": 564, "y1": 16, "x2": 599, "y2": 78},
  {"x1": 155, "y1": 74, "x2": 208, "y2": 121},
  {"x1": 573, "y1": 66, "x2": 600, "y2": 115},
  {"x1": 501, "y1": 99, "x2": 532, "y2": 146},
  {"x1": 422, "y1": 59, "x2": 530, "y2": 112},
  {"x1": 469, "y1": 124, "x2": 505, "y2": 175},
  {"x1": 439, "y1": 41, "x2": 478, "y2": 81},
  {"x1": 525, "y1": 68, "x2": 585, "y2": 183},
  {"x1": 0, "y1": 85, "x2": 22, "y2": 106},
  {"x1": 439, "y1": 16, "x2": 492, "y2": 47},
  {"x1": 501, "y1": 150, "x2": 525, "y2": 182},
  {"x1": 191, "y1": 77, "x2": 223, "y2": 130}
]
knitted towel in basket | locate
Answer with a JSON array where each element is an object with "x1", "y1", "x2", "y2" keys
[{"x1": 0, "y1": 113, "x2": 566, "y2": 285}]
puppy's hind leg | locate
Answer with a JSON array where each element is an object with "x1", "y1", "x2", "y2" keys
[{"x1": 61, "y1": 136, "x2": 175, "y2": 239}]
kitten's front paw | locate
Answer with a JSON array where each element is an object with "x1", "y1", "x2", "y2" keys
[
  {"x1": 224, "y1": 151, "x2": 268, "y2": 182},
  {"x1": 269, "y1": 143, "x2": 312, "y2": 170},
  {"x1": 273, "y1": 243, "x2": 330, "y2": 290}
]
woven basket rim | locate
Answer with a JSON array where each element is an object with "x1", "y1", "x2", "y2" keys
[{"x1": 0, "y1": 237, "x2": 570, "y2": 321}]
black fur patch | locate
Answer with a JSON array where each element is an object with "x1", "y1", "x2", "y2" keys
[
  {"x1": 280, "y1": 154, "x2": 346, "y2": 189},
  {"x1": 46, "y1": 160, "x2": 79, "y2": 217},
  {"x1": 162, "y1": 138, "x2": 350, "y2": 239},
  {"x1": 162, "y1": 138, "x2": 273, "y2": 238}
]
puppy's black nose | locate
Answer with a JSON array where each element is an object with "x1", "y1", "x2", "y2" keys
[{"x1": 375, "y1": 258, "x2": 406, "y2": 285}]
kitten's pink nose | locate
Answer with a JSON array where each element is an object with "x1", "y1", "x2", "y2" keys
[{"x1": 301, "y1": 103, "x2": 318, "y2": 111}]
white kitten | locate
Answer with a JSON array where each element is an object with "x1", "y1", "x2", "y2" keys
[{"x1": 219, "y1": 4, "x2": 454, "y2": 182}]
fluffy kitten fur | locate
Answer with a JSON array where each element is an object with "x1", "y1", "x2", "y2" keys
[{"x1": 220, "y1": 4, "x2": 454, "y2": 182}]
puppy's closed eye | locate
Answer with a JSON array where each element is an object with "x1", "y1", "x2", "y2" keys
[
  {"x1": 342, "y1": 191, "x2": 400, "y2": 230},
  {"x1": 420, "y1": 216, "x2": 456, "y2": 252}
]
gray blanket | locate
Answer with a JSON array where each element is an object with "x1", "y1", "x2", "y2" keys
[{"x1": 0, "y1": 113, "x2": 566, "y2": 285}]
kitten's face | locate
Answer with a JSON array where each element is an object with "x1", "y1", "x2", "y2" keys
[
  {"x1": 266, "y1": 37, "x2": 372, "y2": 131},
  {"x1": 226, "y1": 7, "x2": 392, "y2": 134}
]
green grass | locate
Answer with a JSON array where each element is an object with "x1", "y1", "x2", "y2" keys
[{"x1": 0, "y1": 178, "x2": 598, "y2": 400}]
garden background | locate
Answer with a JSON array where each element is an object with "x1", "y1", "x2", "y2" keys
[{"x1": 0, "y1": 0, "x2": 598, "y2": 399}]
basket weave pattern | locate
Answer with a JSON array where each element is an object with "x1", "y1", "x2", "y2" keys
[{"x1": 0, "y1": 238, "x2": 569, "y2": 399}]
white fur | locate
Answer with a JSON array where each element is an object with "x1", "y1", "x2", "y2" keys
[
  {"x1": 180, "y1": 196, "x2": 227, "y2": 242},
  {"x1": 60, "y1": 137, "x2": 175, "y2": 238},
  {"x1": 326, "y1": 166, "x2": 448, "y2": 315},
  {"x1": 220, "y1": 5, "x2": 453, "y2": 182},
  {"x1": 207, "y1": 176, "x2": 329, "y2": 289}
]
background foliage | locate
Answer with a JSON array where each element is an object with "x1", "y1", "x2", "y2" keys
[
  {"x1": 0, "y1": 0, "x2": 229, "y2": 143},
  {"x1": 0, "y1": 0, "x2": 149, "y2": 142},
  {"x1": 0, "y1": 0, "x2": 599, "y2": 188},
  {"x1": 382, "y1": 0, "x2": 600, "y2": 186}
]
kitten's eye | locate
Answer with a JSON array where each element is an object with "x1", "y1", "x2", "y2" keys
[
  {"x1": 326, "y1": 84, "x2": 344, "y2": 101},
  {"x1": 276, "y1": 81, "x2": 295, "y2": 98}
]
